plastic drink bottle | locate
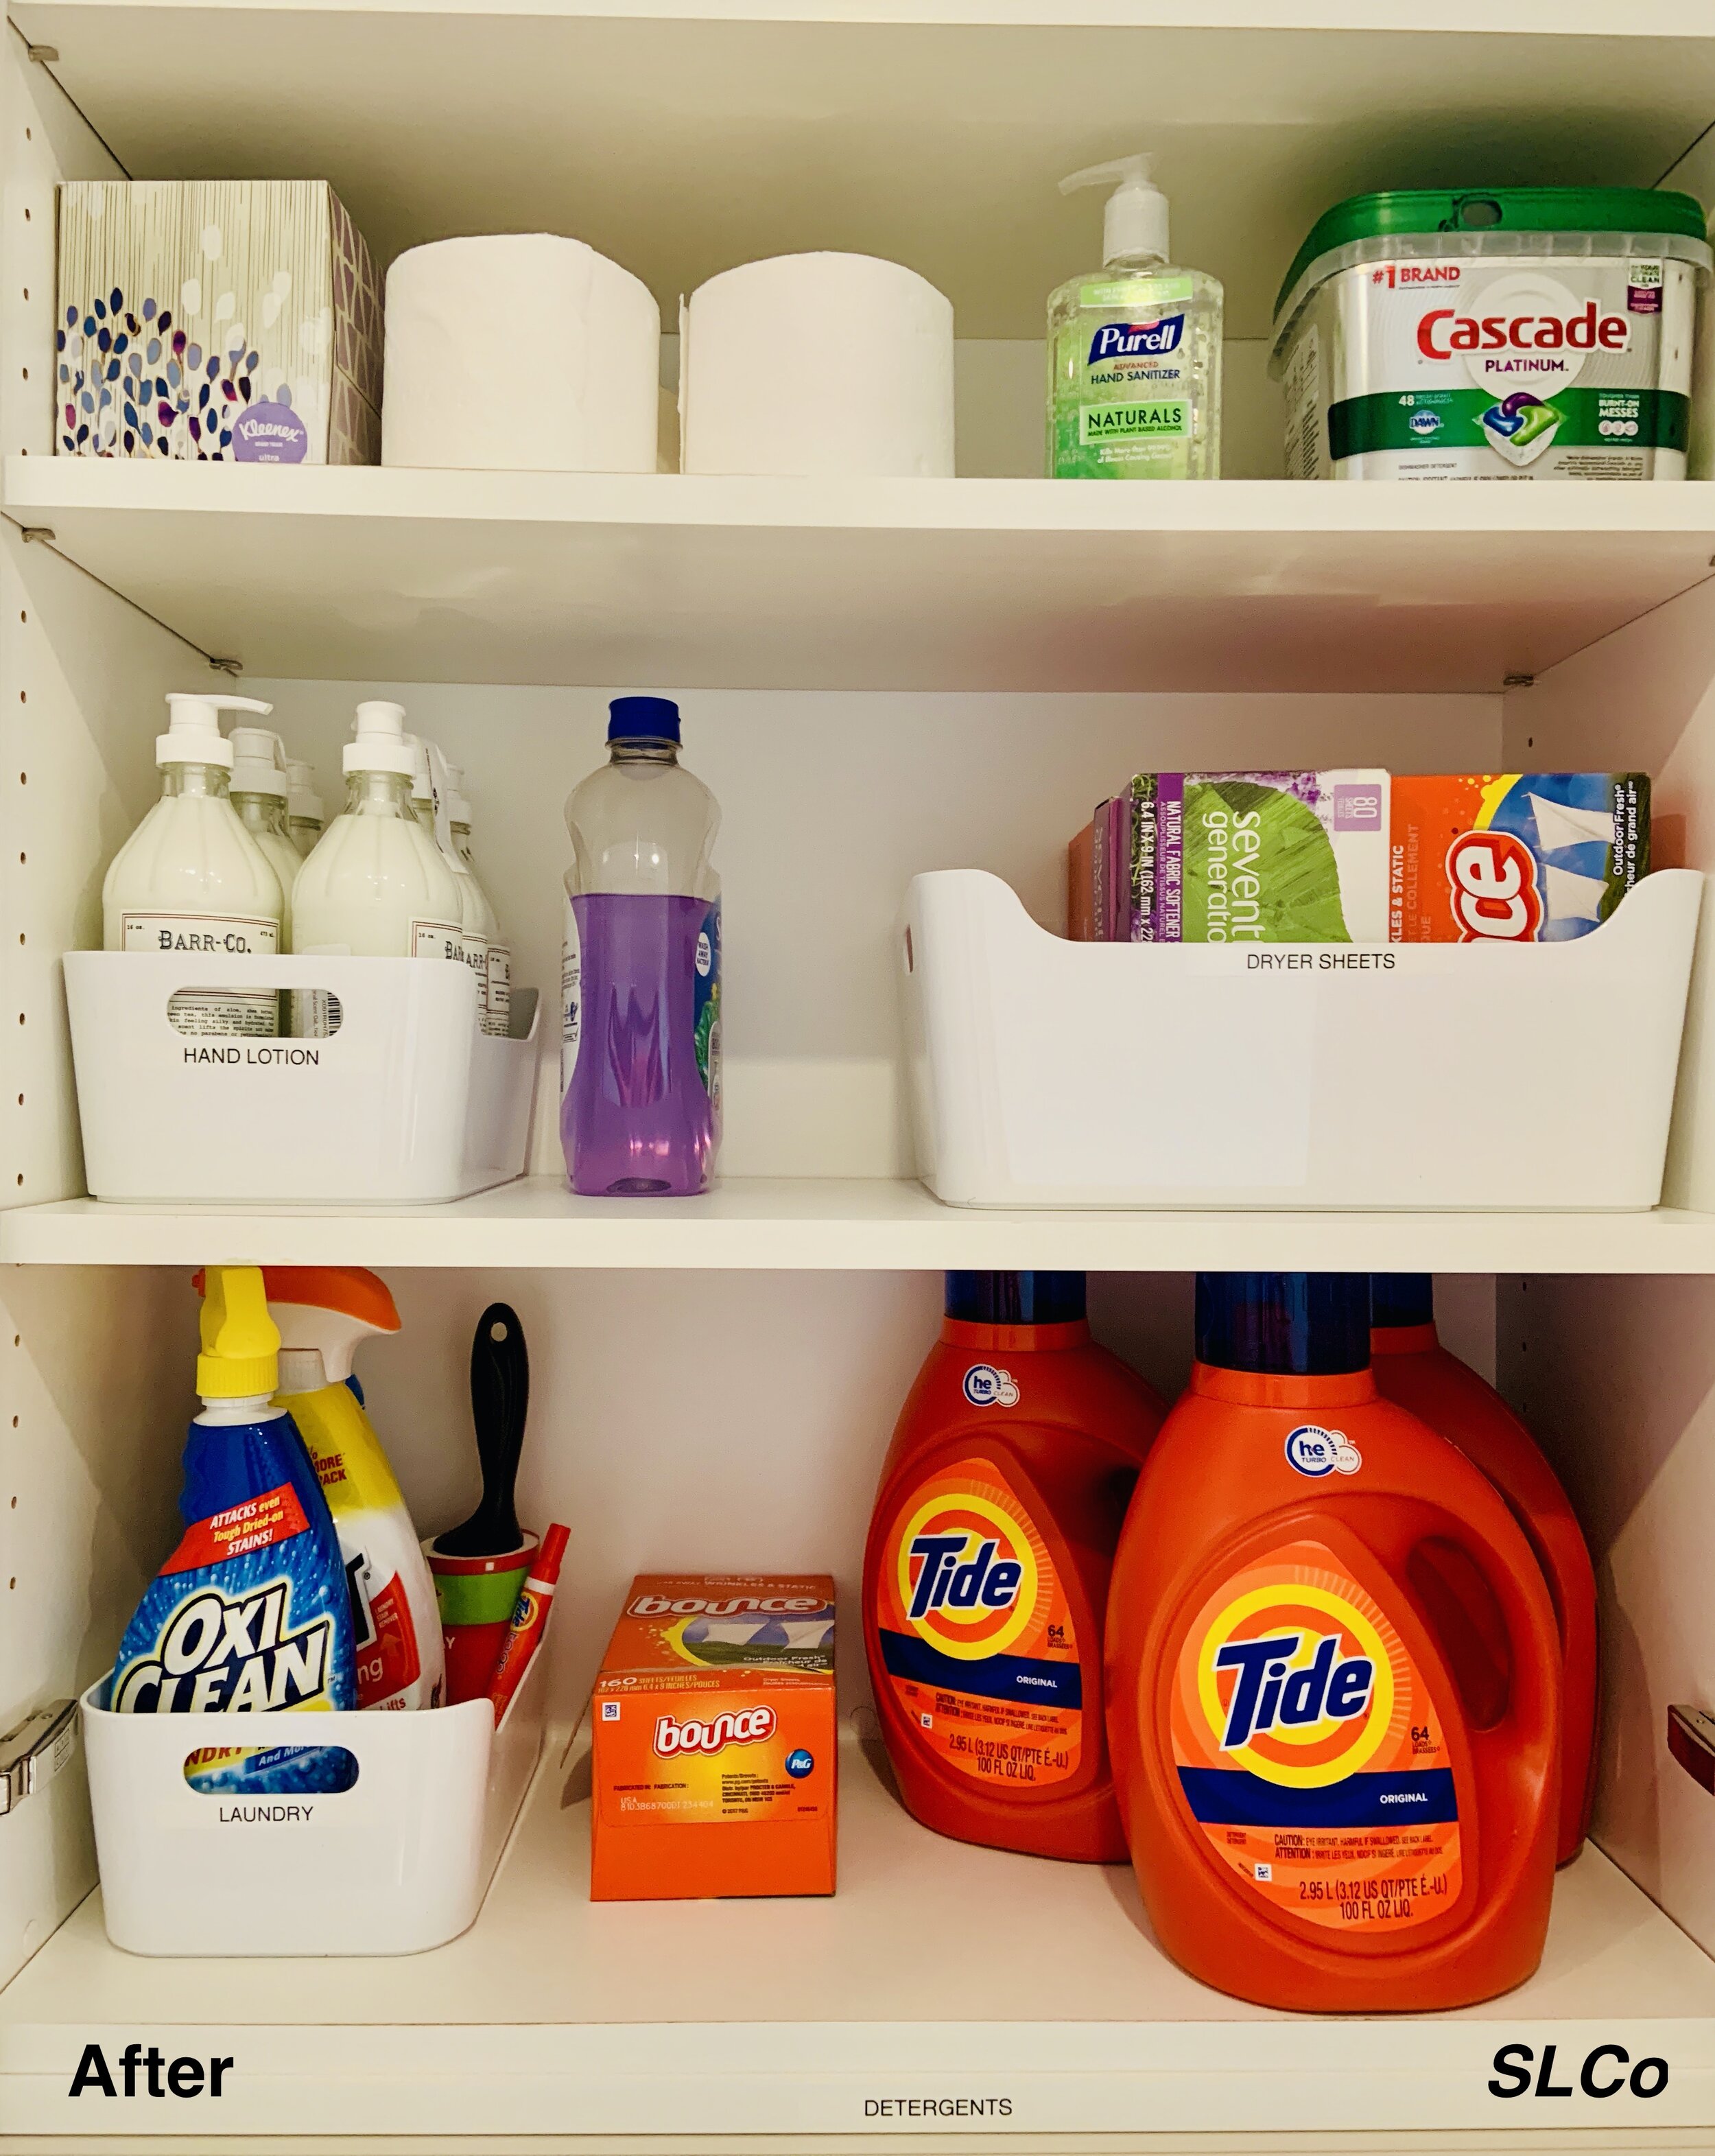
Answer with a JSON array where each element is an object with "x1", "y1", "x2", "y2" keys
[
  {"x1": 101, "y1": 692, "x2": 285, "y2": 1038},
  {"x1": 228, "y1": 726, "x2": 301, "y2": 948},
  {"x1": 263, "y1": 1266, "x2": 445, "y2": 1713},
  {"x1": 862, "y1": 1272, "x2": 1164, "y2": 1862},
  {"x1": 112, "y1": 1267, "x2": 357, "y2": 1794},
  {"x1": 447, "y1": 762, "x2": 510, "y2": 1037},
  {"x1": 1370, "y1": 1274, "x2": 1597, "y2": 1865},
  {"x1": 292, "y1": 702, "x2": 464, "y2": 963},
  {"x1": 561, "y1": 695, "x2": 721, "y2": 1196},
  {"x1": 1107, "y1": 1273, "x2": 1561, "y2": 2011},
  {"x1": 285, "y1": 760, "x2": 325, "y2": 858}
]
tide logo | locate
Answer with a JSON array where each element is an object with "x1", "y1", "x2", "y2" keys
[
  {"x1": 1087, "y1": 316, "x2": 1185, "y2": 363},
  {"x1": 1445, "y1": 829, "x2": 1544, "y2": 942},
  {"x1": 1196, "y1": 1584, "x2": 1393, "y2": 1786},
  {"x1": 653, "y1": 1704, "x2": 776, "y2": 1757},
  {"x1": 896, "y1": 1491, "x2": 1040, "y2": 1661}
]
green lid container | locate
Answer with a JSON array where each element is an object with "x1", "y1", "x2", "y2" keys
[{"x1": 1275, "y1": 187, "x2": 1712, "y2": 327}]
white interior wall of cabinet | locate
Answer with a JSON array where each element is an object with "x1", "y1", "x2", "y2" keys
[
  {"x1": 1497, "y1": 576, "x2": 1715, "y2": 1957},
  {"x1": 246, "y1": 680, "x2": 1503, "y2": 1177},
  {"x1": 0, "y1": 40, "x2": 206, "y2": 1989}
]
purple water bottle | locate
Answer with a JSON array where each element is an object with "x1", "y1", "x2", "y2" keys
[{"x1": 560, "y1": 697, "x2": 722, "y2": 1196}]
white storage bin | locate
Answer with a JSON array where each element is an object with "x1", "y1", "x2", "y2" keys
[
  {"x1": 80, "y1": 1645, "x2": 547, "y2": 1957},
  {"x1": 64, "y1": 953, "x2": 539, "y2": 1204},
  {"x1": 902, "y1": 867, "x2": 1704, "y2": 1210}
]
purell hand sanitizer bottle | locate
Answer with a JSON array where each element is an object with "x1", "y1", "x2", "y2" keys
[{"x1": 561, "y1": 696, "x2": 721, "y2": 1196}]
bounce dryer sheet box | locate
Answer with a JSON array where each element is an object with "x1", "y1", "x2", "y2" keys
[
  {"x1": 590, "y1": 1573, "x2": 837, "y2": 1901},
  {"x1": 1390, "y1": 773, "x2": 1650, "y2": 941}
]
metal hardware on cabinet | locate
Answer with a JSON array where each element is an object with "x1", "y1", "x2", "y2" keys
[
  {"x1": 0, "y1": 1697, "x2": 77, "y2": 1815},
  {"x1": 1668, "y1": 1703, "x2": 1715, "y2": 1795}
]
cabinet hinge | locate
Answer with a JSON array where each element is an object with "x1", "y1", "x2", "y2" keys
[
  {"x1": 1669, "y1": 1703, "x2": 1715, "y2": 1796},
  {"x1": 0, "y1": 1698, "x2": 77, "y2": 1816}
]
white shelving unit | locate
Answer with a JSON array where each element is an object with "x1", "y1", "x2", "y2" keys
[
  {"x1": 5, "y1": 6, "x2": 1715, "y2": 2152},
  {"x1": 10, "y1": 462, "x2": 1715, "y2": 690},
  {"x1": 14, "y1": 1177, "x2": 1715, "y2": 1273},
  {"x1": 5, "y1": 1725, "x2": 1714, "y2": 2139}
]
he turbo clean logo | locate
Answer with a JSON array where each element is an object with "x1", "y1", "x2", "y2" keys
[
  {"x1": 899, "y1": 1493, "x2": 1037, "y2": 1659},
  {"x1": 1196, "y1": 1581, "x2": 1391, "y2": 1786}
]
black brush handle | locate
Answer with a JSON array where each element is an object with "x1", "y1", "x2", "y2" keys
[{"x1": 438, "y1": 1302, "x2": 528, "y2": 1557}]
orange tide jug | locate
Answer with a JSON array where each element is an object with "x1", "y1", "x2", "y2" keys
[
  {"x1": 1107, "y1": 1273, "x2": 1561, "y2": 2011},
  {"x1": 863, "y1": 1272, "x2": 1164, "y2": 1862},
  {"x1": 1371, "y1": 1275, "x2": 1597, "y2": 1866}
]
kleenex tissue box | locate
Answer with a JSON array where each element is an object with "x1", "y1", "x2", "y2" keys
[{"x1": 56, "y1": 180, "x2": 381, "y2": 462}]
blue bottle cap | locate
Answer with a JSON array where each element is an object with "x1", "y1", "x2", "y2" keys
[
  {"x1": 945, "y1": 1272, "x2": 1086, "y2": 1325},
  {"x1": 1370, "y1": 1274, "x2": 1434, "y2": 1330},
  {"x1": 1196, "y1": 1273, "x2": 1369, "y2": 1376},
  {"x1": 607, "y1": 695, "x2": 681, "y2": 744}
]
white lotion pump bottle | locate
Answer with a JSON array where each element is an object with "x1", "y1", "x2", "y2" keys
[
  {"x1": 101, "y1": 692, "x2": 286, "y2": 1038},
  {"x1": 446, "y1": 761, "x2": 510, "y2": 1037},
  {"x1": 228, "y1": 726, "x2": 303, "y2": 948},
  {"x1": 285, "y1": 760, "x2": 325, "y2": 859},
  {"x1": 292, "y1": 701, "x2": 465, "y2": 961},
  {"x1": 407, "y1": 734, "x2": 493, "y2": 1026}
]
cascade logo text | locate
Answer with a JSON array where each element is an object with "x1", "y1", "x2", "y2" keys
[{"x1": 1416, "y1": 301, "x2": 1629, "y2": 361}]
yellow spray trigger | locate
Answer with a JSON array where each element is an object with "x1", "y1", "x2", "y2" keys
[{"x1": 196, "y1": 1265, "x2": 282, "y2": 1399}]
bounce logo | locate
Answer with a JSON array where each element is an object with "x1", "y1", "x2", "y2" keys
[
  {"x1": 1196, "y1": 1582, "x2": 1393, "y2": 1786},
  {"x1": 1445, "y1": 828, "x2": 1544, "y2": 942},
  {"x1": 897, "y1": 1492, "x2": 1039, "y2": 1661}
]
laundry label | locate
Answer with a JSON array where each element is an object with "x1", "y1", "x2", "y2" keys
[
  {"x1": 876, "y1": 1459, "x2": 1082, "y2": 1788},
  {"x1": 1171, "y1": 1538, "x2": 1463, "y2": 1932}
]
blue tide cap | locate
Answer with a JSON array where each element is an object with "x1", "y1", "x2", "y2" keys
[
  {"x1": 1196, "y1": 1273, "x2": 1370, "y2": 1376},
  {"x1": 1370, "y1": 1274, "x2": 1434, "y2": 1330},
  {"x1": 608, "y1": 695, "x2": 681, "y2": 743},
  {"x1": 945, "y1": 1272, "x2": 1085, "y2": 1325}
]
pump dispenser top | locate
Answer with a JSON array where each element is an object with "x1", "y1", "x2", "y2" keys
[
  {"x1": 345, "y1": 700, "x2": 416, "y2": 776},
  {"x1": 1061, "y1": 153, "x2": 1170, "y2": 267},
  {"x1": 157, "y1": 692, "x2": 273, "y2": 769}
]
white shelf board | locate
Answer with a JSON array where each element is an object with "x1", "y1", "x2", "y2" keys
[
  {"x1": 10, "y1": 1175, "x2": 1715, "y2": 1270},
  {"x1": 9, "y1": 462, "x2": 1715, "y2": 690},
  {"x1": 14, "y1": 3, "x2": 1715, "y2": 340},
  {"x1": 3, "y1": 1724, "x2": 1712, "y2": 2138}
]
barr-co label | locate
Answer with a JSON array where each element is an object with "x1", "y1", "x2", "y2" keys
[
  {"x1": 877, "y1": 1462, "x2": 1081, "y2": 1787},
  {"x1": 1171, "y1": 1540, "x2": 1463, "y2": 1931}
]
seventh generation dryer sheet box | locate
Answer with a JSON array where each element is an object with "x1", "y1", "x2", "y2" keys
[{"x1": 589, "y1": 1574, "x2": 837, "y2": 1901}]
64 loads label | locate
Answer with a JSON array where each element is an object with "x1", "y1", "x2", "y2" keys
[
  {"x1": 1172, "y1": 1540, "x2": 1463, "y2": 1931},
  {"x1": 877, "y1": 1461, "x2": 1080, "y2": 1787}
]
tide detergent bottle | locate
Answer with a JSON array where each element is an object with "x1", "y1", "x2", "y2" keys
[
  {"x1": 1107, "y1": 1273, "x2": 1561, "y2": 2011},
  {"x1": 1371, "y1": 1274, "x2": 1597, "y2": 1866},
  {"x1": 862, "y1": 1272, "x2": 1164, "y2": 1862},
  {"x1": 265, "y1": 1267, "x2": 445, "y2": 1712}
]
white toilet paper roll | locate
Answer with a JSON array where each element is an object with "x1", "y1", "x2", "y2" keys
[
  {"x1": 682, "y1": 253, "x2": 955, "y2": 479},
  {"x1": 383, "y1": 234, "x2": 659, "y2": 473}
]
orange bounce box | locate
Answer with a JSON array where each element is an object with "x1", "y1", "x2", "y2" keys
[{"x1": 590, "y1": 1574, "x2": 837, "y2": 1901}]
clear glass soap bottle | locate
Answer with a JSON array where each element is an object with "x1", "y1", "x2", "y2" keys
[{"x1": 1048, "y1": 154, "x2": 1223, "y2": 479}]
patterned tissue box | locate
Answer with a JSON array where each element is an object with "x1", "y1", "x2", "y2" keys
[{"x1": 56, "y1": 180, "x2": 382, "y2": 463}]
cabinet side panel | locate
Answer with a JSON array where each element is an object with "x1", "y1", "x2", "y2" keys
[
  {"x1": 1500, "y1": 574, "x2": 1715, "y2": 1950},
  {"x1": 0, "y1": 40, "x2": 200, "y2": 1987}
]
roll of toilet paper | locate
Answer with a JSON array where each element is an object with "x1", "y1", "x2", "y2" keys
[
  {"x1": 682, "y1": 253, "x2": 954, "y2": 478},
  {"x1": 383, "y1": 235, "x2": 659, "y2": 473}
]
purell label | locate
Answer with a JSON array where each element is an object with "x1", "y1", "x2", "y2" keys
[
  {"x1": 1281, "y1": 252, "x2": 1697, "y2": 480},
  {"x1": 1086, "y1": 314, "x2": 1185, "y2": 362}
]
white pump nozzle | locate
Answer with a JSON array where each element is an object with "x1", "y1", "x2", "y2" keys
[
  {"x1": 445, "y1": 763, "x2": 474, "y2": 829},
  {"x1": 1060, "y1": 152, "x2": 1168, "y2": 268},
  {"x1": 285, "y1": 760, "x2": 324, "y2": 823},
  {"x1": 228, "y1": 725, "x2": 289, "y2": 798},
  {"x1": 156, "y1": 691, "x2": 273, "y2": 769},
  {"x1": 344, "y1": 699, "x2": 416, "y2": 778}
]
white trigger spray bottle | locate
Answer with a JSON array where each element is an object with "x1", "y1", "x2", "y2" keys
[
  {"x1": 1048, "y1": 152, "x2": 1222, "y2": 478},
  {"x1": 259, "y1": 1266, "x2": 445, "y2": 1713}
]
